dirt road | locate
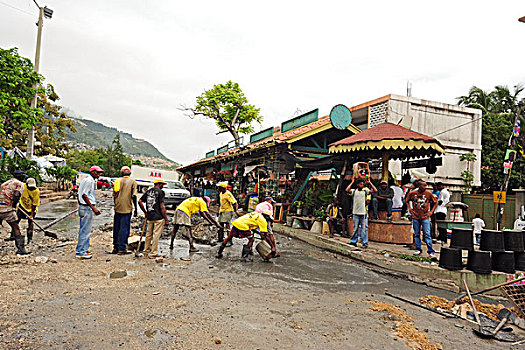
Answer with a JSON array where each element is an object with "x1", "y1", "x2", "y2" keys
[{"x1": 0, "y1": 196, "x2": 519, "y2": 349}]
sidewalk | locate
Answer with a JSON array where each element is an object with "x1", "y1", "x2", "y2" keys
[{"x1": 273, "y1": 223, "x2": 519, "y2": 295}]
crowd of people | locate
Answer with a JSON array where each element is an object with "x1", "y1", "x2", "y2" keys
[{"x1": 0, "y1": 167, "x2": 487, "y2": 263}]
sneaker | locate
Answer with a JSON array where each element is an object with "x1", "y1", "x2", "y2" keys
[
  {"x1": 413, "y1": 250, "x2": 422, "y2": 256},
  {"x1": 362, "y1": 245, "x2": 368, "y2": 249},
  {"x1": 429, "y1": 253, "x2": 437, "y2": 259},
  {"x1": 76, "y1": 253, "x2": 92, "y2": 260},
  {"x1": 349, "y1": 242, "x2": 357, "y2": 247}
]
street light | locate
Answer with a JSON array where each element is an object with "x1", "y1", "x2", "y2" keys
[{"x1": 26, "y1": 1, "x2": 53, "y2": 158}]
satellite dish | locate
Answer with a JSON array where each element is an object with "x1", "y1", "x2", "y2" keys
[{"x1": 330, "y1": 104, "x2": 352, "y2": 130}]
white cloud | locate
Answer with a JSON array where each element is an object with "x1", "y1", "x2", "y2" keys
[{"x1": 1, "y1": 0, "x2": 524, "y2": 163}]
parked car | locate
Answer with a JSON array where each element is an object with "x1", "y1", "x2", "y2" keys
[
  {"x1": 162, "y1": 180, "x2": 190, "y2": 207},
  {"x1": 97, "y1": 177, "x2": 111, "y2": 190}
]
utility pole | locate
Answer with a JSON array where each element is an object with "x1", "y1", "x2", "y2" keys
[
  {"x1": 26, "y1": 2, "x2": 53, "y2": 159},
  {"x1": 496, "y1": 102, "x2": 523, "y2": 229}
]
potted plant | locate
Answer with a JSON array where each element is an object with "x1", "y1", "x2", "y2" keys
[{"x1": 294, "y1": 201, "x2": 304, "y2": 215}]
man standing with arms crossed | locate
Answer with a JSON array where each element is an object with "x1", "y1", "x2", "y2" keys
[
  {"x1": 0, "y1": 170, "x2": 31, "y2": 255},
  {"x1": 112, "y1": 166, "x2": 138, "y2": 255},
  {"x1": 217, "y1": 182, "x2": 238, "y2": 244},
  {"x1": 76, "y1": 166, "x2": 104, "y2": 260},
  {"x1": 406, "y1": 180, "x2": 438, "y2": 258},
  {"x1": 434, "y1": 182, "x2": 450, "y2": 244}
]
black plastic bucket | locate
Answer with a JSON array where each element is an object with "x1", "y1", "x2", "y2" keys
[
  {"x1": 450, "y1": 228, "x2": 474, "y2": 251},
  {"x1": 504, "y1": 230, "x2": 524, "y2": 252},
  {"x1": 515, "y1": 252, "x2": 525, "y2": 271},
  {"x1": 492, "y1": 251, "x2": 515, "y2": 274},
  {"x1": 467, "y1": 250, "x2": 492, "y2": 274},
  {"x1": 480, "y1": 229, "x2": 505, "y2": 252},
  {"x1": 439, "y1": 247, "x2": 463, "y2": 270}
]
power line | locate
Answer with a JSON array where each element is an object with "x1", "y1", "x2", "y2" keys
[
  {"x1": 0, "y1": 0, "x2": 34, "y2": 16},
  {"x1": 431, "y1": 116, "x2": 483, "y2": 137}
]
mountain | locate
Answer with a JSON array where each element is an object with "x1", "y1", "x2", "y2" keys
[{"x1": 62, "y1": 110, "x2": 179, "y2": 168}]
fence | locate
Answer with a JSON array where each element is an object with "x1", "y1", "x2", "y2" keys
[{"x1": 462, "y1": 194, "x2": 516, "y2": 230}]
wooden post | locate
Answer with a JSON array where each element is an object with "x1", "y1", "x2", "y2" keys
[{"x1": 382, "y1": 153, "x2": 389, "y2": 181}]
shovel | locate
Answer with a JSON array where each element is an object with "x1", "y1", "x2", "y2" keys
[
  {"x1": 493, "y1": 309, "x2": 516, "y2": 336},
  {"x1": 135, "y1": 218, "x2": 147, "y2": 257},
  {"x1": 17, "y1": 205, "x2": 58, "y2": 239}
]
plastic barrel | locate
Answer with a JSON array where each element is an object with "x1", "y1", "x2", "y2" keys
[
  {"x1": 467, "y1": 250, "x2": 492, "y2": 274},
  {"x1": 450, "y1": 228, "x2": 474, "y2": 251},
  {"x1": 491, "y1": 251, "x2": 515, "y2": 274},
  {"x1": 438, "y1": 247, "x2": 463, "y2": 270},
  {"x1": 503, "y1": 230, "x2": 524, "y2": 252},
  {"x1": 515, "y1": 252, "x2": 525, "y2": 271},
  {"x1": 480, "y1": 229, "x2": 505, "y2": 252}
]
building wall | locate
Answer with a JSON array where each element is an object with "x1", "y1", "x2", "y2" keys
[{"x1": 380, "y1": 95, "x2": 482, "y2": 189}]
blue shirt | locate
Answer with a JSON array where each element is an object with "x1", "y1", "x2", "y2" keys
[{"x1": 78, "y1": 176, "x2": 96, "y2": 205}]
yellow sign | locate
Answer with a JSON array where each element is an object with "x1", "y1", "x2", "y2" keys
[{"x1": 493, "y1": 191, "x2": 506, "y2": 204}]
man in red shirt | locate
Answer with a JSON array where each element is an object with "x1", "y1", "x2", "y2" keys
[{"x1": 406, "y1": 180, "x2": 438, "y2": 258}]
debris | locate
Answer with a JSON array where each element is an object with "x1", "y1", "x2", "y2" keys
[
  {"x1": 180, "y1": 257, "x2": 191, "y2": 261},
  {"x1": 35, "y1": 256, "x2": 48, "y2": 264},
  {"x1": 109, "y1": 270, "x2": 127, "y2": 279},
  {"x1": 368, "y1": 301, "x2": 443, "y2": 350},
  {"x1": 214, "y1": 337, "x2": 222, "y2": 344},
  {"x1": 144, "y1": 330, "x2": 158, "y2": 338},
  {"x1": 155, "y1": 257, "x2": 164, "y2": 263},
  {"x1": 419, "y1": 295, "x2": 515, "y2": 321},
  {"x1": 49, "y1": 258, "x2": 58, "y2": 263},
  {"x1": 152, "y1": 292, "x2": 160, "y2": 295}
]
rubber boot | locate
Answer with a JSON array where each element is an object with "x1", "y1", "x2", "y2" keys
[
  {"x1": 216, "y1": 243, "x2": 226, "y2": 259},
  {"x1": 4, "y1": 229, "x2": 15, "y2": 242},
  {"x1": 15, "y1": 236, "x2": 31, "y2": 255},
  {"x1": 27, "y1": 228, "x2": 33, "y2": 244},
  {"x1": 217, "y1": 228, "x2": 224, "y2": 244},
  {"x1": 241, "y1": 244, "x2": 252, "y2": 262}
]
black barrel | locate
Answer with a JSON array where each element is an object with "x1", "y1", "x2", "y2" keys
[
  {"x1": 492, "y1": 251, "x2": 515, "y2": 274},
  {"x1": 504, "y1": 230, "x2": 524, "y2": 252},
  {"x1": 439, "y1": 247, "x2": 463, "y2": 270},
  {"x1": 467, "y1": 250, "x2": 492, "y2": 274},
  {"x1": 480, "y1": 229, "x2": 505, "y2": 252},
  {"x1": 515, "y1": 252, "x2": 525, "y2": 271},
  {"x1": 450, "y1": 228, "x2": 474, "y2": 251}
]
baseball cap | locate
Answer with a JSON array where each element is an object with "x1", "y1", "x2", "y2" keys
[
  {"x1": 380, "y1": 180, "x2": 388, "y2": 184},
  {"x1": 120, "y1": 166, "x2": 131, "y2": 174},
  {"x1": 89, "y1": 166, "x2": 104, "y2": 173},
  {"x1": 13, "y1": 170, "x2": 25, "y2": 176},
  {"x1": 265, "y1": 197, "x2": 276, "y2": 203},
  {"x1": 203, "y1": 196, "x2": 211, "y2": 207},
  {"x1": 217, "y1": 182, "x2": 228, "y2": 188},
  {"x1": 154, "y1": 179, "x2": 167, "y2": 184},
  {"x1": 26, "y1": 178, "x2": 37, "y2": 188}
]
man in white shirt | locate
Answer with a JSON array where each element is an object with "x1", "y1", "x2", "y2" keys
[
  {"x1": 391, "y1": 184, "x2": 404, "y2": 211},
  {"x1": 472, "y1": 213, "x2": 485, "y2": 244},
  {"x1": 434, "y1": 182, "x2": 450, "y2": 244}
]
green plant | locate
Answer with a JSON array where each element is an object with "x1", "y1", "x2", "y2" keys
[
  {"x1": 313, "y1": 208, "x2": 327, "y2": 220},
  {"x1": 294, "y1": 201, "x2": 303, "y2": 208},
  {"x1": 460, "y1": 152, "x2": 477, "y2": 193}
]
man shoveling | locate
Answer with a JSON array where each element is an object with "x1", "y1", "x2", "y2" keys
[
  {"x1": 0, "y1": 170, "x2": 31, "y2": 255},
  {"x1": 217, "y1": 182, "x2": 238, "y2": 244},
  {"x1": 216, "y1": 210, "x2": 276, "y2": 261},
  {"x1": 170, "y1": 196, "x2": 221, "y2": 253}
]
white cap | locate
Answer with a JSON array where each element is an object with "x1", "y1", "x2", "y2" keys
[{"x1": 26, "y1": 178, "x2": 37, "y2": 188}]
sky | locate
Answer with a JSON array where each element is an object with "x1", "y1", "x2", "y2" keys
[{"x1": 1, "y1": 0, "x2": 524, "y2": 164}]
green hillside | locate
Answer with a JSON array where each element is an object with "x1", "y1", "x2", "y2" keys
[{"x1": 64, "y1": 117, "x2": 170, "y2": 161}]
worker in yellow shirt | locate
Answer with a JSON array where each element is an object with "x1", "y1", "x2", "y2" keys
[
  {"x1": 217, "y1": 210, "x2": 273, "y2": 261},
  {"x1": 217, "y1": 182, "x2": 238, "y2": 244},
  {"x1": 17, "y1": 178, "x2": 40, "y2": 244},
  {"x1": 170, "y1": 196, "x2": 221, "y2": 253}
]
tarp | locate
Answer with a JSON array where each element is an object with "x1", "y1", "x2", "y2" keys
[{"x1": 297, "y1": 155, "x2": 350, "y2": 172}]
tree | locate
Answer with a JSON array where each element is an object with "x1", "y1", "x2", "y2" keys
[
  {"x1": 0, "y1": 47, "x2": 45, "y2": 134},
  {"x1": 457, "y1": 84, "x2": 525, "y2": 191},
  {"x1": 0, "y1": 48, "x2": 75, "y2": 155},
  {"x1": 184, "y1": 81, "x2": 263, "y2": 145},
  {"x1": 459, "y1": 152, "x2": 476, "y2": 193}
]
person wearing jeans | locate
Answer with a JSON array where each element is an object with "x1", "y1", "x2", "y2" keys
[
  {"x1": 406, "y1": 180, "x2": 438, "y2": 258},
  {"x1": 346, "y1": 177, "x2": 376, "y2": 248},
  {"x1": 112, "y1": 166, "x2": 138, "y2": 255},
  {"x1": 371, "y1": 180, "x2": 394, "y2": 221},
  {"x1": 76, "y1": 166, "x2": 103, "y2": 259}
]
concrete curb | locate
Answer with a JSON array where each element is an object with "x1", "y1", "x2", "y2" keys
[{"x1": 274, "y1": 223, "x2": 512, "y2": 295}]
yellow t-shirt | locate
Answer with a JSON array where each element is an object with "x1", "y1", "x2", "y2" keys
[
  {"x1": 219, "y1": 190, "x2": 237, "y2": 213},
  {"x1": 176, "y1": 197, "x2": 208, "y2": 218},
  {"x1": 20, "y1": 184, "x2": 40, "y2": 213},
  {"x1": 232, "y1": 212, "x2": 268, "y2": 233}
]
